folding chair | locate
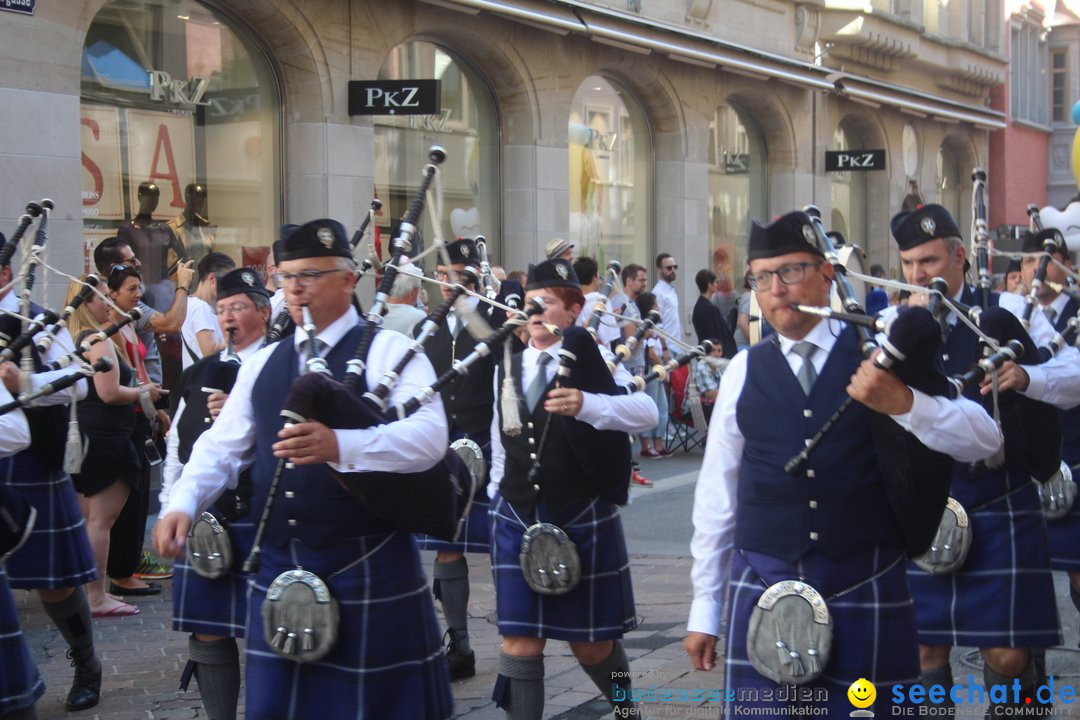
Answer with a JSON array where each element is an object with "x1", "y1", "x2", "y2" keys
[{"x1": 667, "y1": 362, "x2": 707, "y2": 453}]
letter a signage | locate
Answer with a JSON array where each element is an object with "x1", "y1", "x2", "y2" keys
[
  {"x1": 348, "y1": 80, "x2": 441, "y2": 116},
  {"x1": 825, "y1": 150, "x2": 886, "y2": 172}
]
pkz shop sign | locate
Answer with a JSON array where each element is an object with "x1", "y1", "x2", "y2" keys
[
  {"x1": 825, "y1": 149, "x2": 887, "y2": 172},
  {"x1": 0, "y1": 0, "x2": 35, "y2": 15},
  {"x1": 148, "y1": 70, "x2": 211, "y2": 108},
  {"x1": 348, "y1": 80, "x2": 441, "y2": 116}
]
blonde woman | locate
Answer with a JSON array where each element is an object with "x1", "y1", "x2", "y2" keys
[{"x1": 66, "y1": 270, "x2": 165, "y2": 617}]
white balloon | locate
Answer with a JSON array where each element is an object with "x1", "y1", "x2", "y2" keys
[
  {"x1": 1039, "y1": 203, "x2": 1080, "y2": 252},
  {"x1": 449, "y1": 207, "x2": 481, "y2": 238}
]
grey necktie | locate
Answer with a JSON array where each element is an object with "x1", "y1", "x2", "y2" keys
[
  {"x1": 525, "y1": 353, "x2": 552, "y2": 413},
  {"x1": 1045, "y1": 307, "x2": 1058, "y2": 327},
  {"x1": 792, "y1": 341, "x2": 818, "y2": 396}
]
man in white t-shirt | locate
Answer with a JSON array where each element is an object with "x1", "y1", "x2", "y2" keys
[{"x1": 180, "y1": 252, "x2": 234, "y2": 370}]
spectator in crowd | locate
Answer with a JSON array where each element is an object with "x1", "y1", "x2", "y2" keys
[
  {"x1": 383, "y1": 262, "x2": 426, "y2": 335},
  {"x1": 179, "y1": 253, "x2": 234, "y2": 370},
  {"x1": 691, "y1": 270, "x2": 737, "y2": 358}
]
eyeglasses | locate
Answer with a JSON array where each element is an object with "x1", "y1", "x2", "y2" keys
[
  {"x1": 747, "y1": 262, "x2": 822, "y2": 292},
  {"x1": 433, "y1": 269, "x2": 450, "y2": 280},
  {"x1": 272, "y1": 268, "x2": 346, "y2": 288},
  {"x1": 662, "y1": 264, "x2": 678, "y2": 271},
  {"x1": 215, "y1": 302, "x2": 255, "y2": 316}
]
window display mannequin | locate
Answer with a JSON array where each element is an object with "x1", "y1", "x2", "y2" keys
[
  {"x1": 167, "y1": 183, "x2": 216, "y2": 271},
  {"x1": 118, "y1": 182, "x2": 183, "y2": 311}
]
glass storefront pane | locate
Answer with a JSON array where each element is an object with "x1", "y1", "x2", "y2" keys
[
  {"x1": 708, "y1": 102, "x2": 767, "y2": 295},
  {"x1": 568, "y1": 76, "x2": 650, "y2": 270},
  {"x1": 936, "y1": 144, "x2": 961, "y2": 222},
  {"x1": 829, "y1": 122, "x2": 867, "y2": 246},
  {"x1": 374, "y1": 42, "x2": 499, "y2": 265},
  {"x1": 80, "y1": 0, "x2": 280, "y2": 290}
]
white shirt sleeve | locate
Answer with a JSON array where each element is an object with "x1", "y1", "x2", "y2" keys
[
  {"x1": 329, "y1": 329, "x2": 448, "y2": 473},
  {"x1": 688, "y1": 350, "x2": 746, "y2": 637},
  {"x1": 889, "y1": 389, "x2": 1004, "y2": 463},
  {"x1": 162, "y1": 345, "x2": 270, "y2": 520},
  {"x1": 22, "y1": 327, "x2": 88, "y2": 405},
  {"x1": 489, "y1": 380, "x2": 505, "y2": 500},
  {"x1": 0, "y1": 385, "x2": 30, "y2": 457},
  {"x1": 576, "y1": 349, "x2": 658, "y2": 433},
  {"x1": 997, "y1": 292, "x2": 1080, "y2": 409}
]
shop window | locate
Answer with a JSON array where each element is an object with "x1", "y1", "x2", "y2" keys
[
  {"x1": 936, "y1": 143, "x2": 962, "y2": 223},
  {"x1": 708, "y1": 102, "x2": 767, "y2": 295},
  {"x1": 568, "y1": 76, "x2": 651, "y2": 270},
  {"x1": 374, "y1": 42, "x2": 499, "y2": 264},
  {"x1": 829, "y1": 121, "x2": 867, "y2": 246},
  {"x1": 80, "y1": 0, "x2": 281, "y2": 288}
]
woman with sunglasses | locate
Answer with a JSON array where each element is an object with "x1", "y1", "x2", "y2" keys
[{"x1": 67, "y1": 269, "x2": 166, "y2": 618}]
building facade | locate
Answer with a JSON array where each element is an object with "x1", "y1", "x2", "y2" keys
[{"x1": 0, "y1": 0, "x2": 1006, "y2": 331}]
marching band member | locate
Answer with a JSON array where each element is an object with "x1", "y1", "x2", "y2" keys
[
  {"x1": 417, "y1": 237, "x2": 495, "y2": 681},
  {"x1": 0, "y1": 387, "x2": 37, "y2": 720},
  {"x1": 889, "y1": 204, "x2": 1077, "y2": 715},
  {"x1": 685, "y1": 212, "x2": 1002, "y2": 717},
  {"x1": 159, "y1": 267, "x2": 271, "y2": 720},
  {"x1": 487, "y1": 258, "x2": 657, "y2": 720},
  {"x1": 0, "y1": 260, "x2": 103, "y2": 712},
  {"x1": 153, "y1": 220, "x2": 452, "y2": 720},
  {"x1": 1017, "y1": 229, "x2": 1080, "y2": 617}
]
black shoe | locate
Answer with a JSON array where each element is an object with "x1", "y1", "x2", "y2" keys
[
  {"x1": 65, "y1": 649, "x2": 101, "y2": 711},
  {"x1": 444, "y1": 629, "x2": 476, "y2": 681},
  {"x1": 0, "y1": 487, "x2": 35, "y2": 564}
]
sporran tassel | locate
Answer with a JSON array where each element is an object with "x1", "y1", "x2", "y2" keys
[
  {"x1": 500, "y1": 339, "x2": 522, "y2": 436},
  {"x1": 63, "y1": 386, "x2": 84, "y2": 475}
]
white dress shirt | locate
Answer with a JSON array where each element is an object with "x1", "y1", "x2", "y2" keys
[
  {"x1": 879, "y1": 290, "x2": 1080, "y2": 410},
  {"x1": 652, "y1": 278, "x2": 682, "y2": 344},
  {"x1": 0, "y1": 384, "x2": 30, "y2": 457},
  {"x1": 2, "y1": 291, "x2": 87, "y2": 404},
  {"x1": 163, "y1": 306, "x2": 448, "y2": 520},
  {"x1": 687, "y1": 318, "x2": 1004, "y2": 638},
  {"x1": 487, "y1": 339, "x2": 659, "y2": 499},
  {"x1": 159, "y1": 339, "x2": 265, "y2": 506}
]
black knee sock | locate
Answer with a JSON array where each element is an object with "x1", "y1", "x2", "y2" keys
[
  {"x1": 492, "y1": 652, "x2": 544, "y2": 720},
  {"x1": 188, "y1": 636, "x2": 241, "y2": 720},
  {"x1": 433, "y1": 557, "x2": 471, "y2": 654},
  {"x1": 580, "y1": 641, "x2": 637, "y2": 712},
  {"x1": 984, "y1": 655, "x2": 1048, "y2": 717},
  {"x1": 41, "y1": 587, "x2": 98, "y2": 671}
]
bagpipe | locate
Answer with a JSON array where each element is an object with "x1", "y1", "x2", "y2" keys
[
  {"x1": 971, "y1": 168, "x2": 994, "y2": 309},
  {"x1": 586, "y1": 260, "x2": 621, "y2": 341},
  {"x1": 200, "y1": 327, "x2": 241, "y2": 424},
  {"x1": 779, "y1": 208, "x2": 960, "y2": 558},
  {"x1": 242, "y1": 147, "x2": 496, "y2": 583}
]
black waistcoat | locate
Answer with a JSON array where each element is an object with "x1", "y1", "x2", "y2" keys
[
  {"x1": 422, "y1": 317, "x2": 494, "y2": 436},
  {"x1": 496, "y1": 351, "x2": 631, "y2": 520},
  {"x1": 249, "y1": 325, "x2": 393, "y2": 548}
]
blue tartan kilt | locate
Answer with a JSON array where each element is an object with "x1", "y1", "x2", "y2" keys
[
  {"x1": 723, "y1": 545, "x2": 920, "y2": 718},
  {"x1": 1046, "y1": 503, "x2": 1080, "y2": 572},
  {"x1": 172, "y1": 515, "x2": 255, "y2": 638},
  {"x1": 415, "y1": 486, "x2": 491, "y2": 554},
  {"x1": 245, "y1": 533, "x2": 452, "y2": 720},
  {"x1": 416, "y1": 429, "x2": 491, "y2": 554},
  {"x1": 489, "y1": 493, "x2": 637, "y2": 642},
  {"x1": 2, "y1": 454, "x2": 96, "y2": 590},
  {"x1": 0, "y1": 566, "x2": 45, "y2": 716},
  {"x1": 907, "y1": 482, "x2": 1061, "y2": 648}
]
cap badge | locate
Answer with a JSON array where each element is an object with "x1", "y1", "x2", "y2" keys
[
  {"x1": 801, "y1": 224, "x2": 816, "y2": 245},
  {"x1": 920, "y1": 217, "x2": 936, "y2": 236},
  {"x1": 241, "y1": 271, "x2": 256, "y2": 287},
  {"x1": 317, "y1": 227, "x2": 334, "y2": 248},
  {"x1": 461, "y1": 245, "x2": 471, "y2": 257},
  {"x1": 555, "y1": 263, "x2": 569, "y2": 279}
]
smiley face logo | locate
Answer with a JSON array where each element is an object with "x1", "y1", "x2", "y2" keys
[{"x1": 847, "y1": 678, "x2": 876, "y2": 709}]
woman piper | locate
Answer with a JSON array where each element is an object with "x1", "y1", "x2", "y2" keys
[{"x1": 487, "y1": 257, "x2": 658, "y2": 719}]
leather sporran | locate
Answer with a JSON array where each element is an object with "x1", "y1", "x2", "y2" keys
[
  {"x1": 1038, "y1": 462, "x2": 1076, "y2": 521},
  {"x1": 185, "y1": 511, "x2": 233, "y2": 580},
  {"x1": 519, "y1": 523, "x2": 581, "y2": 595},
  {"x1": 261, "y1": 569, "x2": 340, "y2": 663},
  {"x1": 747, "y1": 580, "x2": 833, "y2": 685},
  {"x1": 912, "y1": 497, "x2": 972, "y2": 575}
]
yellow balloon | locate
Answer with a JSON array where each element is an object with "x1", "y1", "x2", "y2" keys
[{"x1": 1072, "y1": 127, "x2": 1080, "y2": 192}]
